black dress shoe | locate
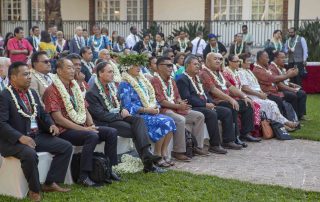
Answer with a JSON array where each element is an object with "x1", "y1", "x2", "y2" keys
[
  {"x1": 143, "y1": 154, "x2": 162, "y2": 164},
  {"x1": 235, "y1": 136, "x2": 248, "y2": 148},
  {"x1": 104, "y1": 178, "x2": 112, "y2": 184},
  {"x1": 208, "y1": 146, "x2": 227, "y2": 154},
  {"x1": 143, "y1": 165, "x2": 167, "y2": 173},
  {"x1": 77, "y1": 177, "x2": 102, "y2": 187},
  {"x1": 110, "y1": 172, "x2": 121, "y2": 181},
  {"x1": 240, "y1": 134, "x2": 261, "y2": 142}
]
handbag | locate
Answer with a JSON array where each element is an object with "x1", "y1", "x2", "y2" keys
[
  {"x1": 270, "y1": 120, "x2": 292, "y2": 140},
  {"x1": 260, "y1": 112, "x2": 273, "y2": 139},
  {"x1": 185, "y1": 130, "x2": 198, "y2": 158},
  {"x1": 71, "y1": 152, "x2": 112, "y2": 183}
]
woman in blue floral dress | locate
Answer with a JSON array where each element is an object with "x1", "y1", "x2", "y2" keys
[{"x1": 118, "y1": 63, "x2": 176, "y2": 167}]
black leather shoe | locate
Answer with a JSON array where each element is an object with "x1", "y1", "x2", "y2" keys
[
  {"x1": 143, "y1": 165, "x2": 167, "y2": 173},
  {"x1": 110, "y1": 172, "x2": 121, "y2": 181},
  {"x1": 240, "y1": 134, "x2": 261, "y2": 142},
  {"x1": 77, "y1": 177, "x2": 102, "y2": 187},
  {"x1": 143, "y1": 153, "x2": 162, "y2": 164},
  {"x1": 235, "y1": 136, "x2": 248, "y2": 148}
]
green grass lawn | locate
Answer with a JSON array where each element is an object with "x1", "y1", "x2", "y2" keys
[
  {"x1": 1, "y1": 95, "x2": 319, "y2": 202},
  {"x1": 1, "y1": 171, "x2": 320, "y2": 202},
  {"x1": 292, "y1": 94, "x2": 320, "y2": 141}
]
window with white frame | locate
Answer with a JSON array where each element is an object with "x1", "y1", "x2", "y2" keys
[
  {"x1": 96, "y1": 0, "x2": 120, "y2": 21},
  {"x1": 213, "y1": 0, "x2": 243, "y2": 20},
  {"x1": 127, "y1": 0, "x2": 141, "y2": 21},
  {"x1": 252, "y1": 0, "x2": 283, "y2": 20},
  {"x1": 2, "y1": 0, "x2": 22, "y2": 20},
  {"x1": 32, "y1": 0, "x2": 45, "y2": 21}
]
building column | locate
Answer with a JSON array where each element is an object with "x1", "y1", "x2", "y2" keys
[
  {"x1": 204, "y1": 0, "x2": 212, "y2": 34},
  {"x1": 89, "y1": 0, "x2": 95, "y2": 33},
  {"x1": 149, "y1": 0, "x2": 154, "y2": 21},
  {"x1": 282, "y1": 0, "x2": 289, "y2": 34}
]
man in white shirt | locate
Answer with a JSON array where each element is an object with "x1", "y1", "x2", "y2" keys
[
  {"x1": 126, "y1": 26, "x2": 140, "y2": 49},
  {"x1": 191, "y1": 31, "x2": 207, "y2": 56}
]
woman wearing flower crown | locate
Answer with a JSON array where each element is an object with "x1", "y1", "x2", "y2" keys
[{"x1": 118, "y1": 54, "x2": 176, "y2": 167}]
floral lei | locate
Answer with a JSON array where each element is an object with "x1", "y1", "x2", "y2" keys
[
  {"x1": 7, "y1": 85, "x2": 38, "y2": 119},
  {"x1": 109, "y1": 60, "x2": 122, "y2": 83},
  {"x1": 234, "y1": 41, "x2": 244, "y2": 56},
  {"x1": 178, "y1": 38, "x2": 188, "y2": 52},
  {"x1": 203, "y1": 66, "x2": 227, "y2": 89},
  {"x1": 51, "y1": 74, "x2": 86, "y2": 124},
  {"x1": 95, "y1": 77, "x2": 120, "y2": 111},
  {"x1": 254, "y1": 63, "x2": 272, "y2": 75},
  {"x1": 183, "y1": 72, "x2": 206, "y2": 97},
  {"x1": 288, "y1": 35, "x2": 299, "y2": 51},
  {"x1": 225, "y1": 66, "x2": 241, "y2": 89},
  {"x1": 122, "y1": 71, "x2": 157, "y2": 108},
  {"x1": 153, "y1": 72, "x2": 174, "y2": 103},
  {"x1": 271, "y1": 38, "x2": 283, "y2": 51},
  {"x1": 31, "y1": 69, "x2": 50, "y2": 88}
]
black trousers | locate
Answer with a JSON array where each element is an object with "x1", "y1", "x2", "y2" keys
[
  {"x1": 60, "y1": 126, "x2": 118, "y2": 172},
  {"x1": 6, "y1": 133, "x2": 73, "y2": 193},
  {"x1": 288, "y1": 62, "x2": 304, "y2": 86},
  {"x1": 217, "y1": 100, "x2": 254, "y2": 137},
  {"x1": 283, "y1": 90, "x2": 307, "y2": 119},
  {"x1": 267, "y1": 94, "x2": 285, "y2": 116},
  {"x1": 193, "y1": 106, "x2": 234, "y2": 146},
  {"x1": 107, "y1": 116, "x2": 151, "y2": 157}
]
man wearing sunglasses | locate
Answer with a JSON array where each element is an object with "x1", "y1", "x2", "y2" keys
[
  {"x1": 151, "y1": 56, "x2": 208, "y2": 161},
  {"x1": 30, "y1": 51, "x2": 52, "y2": 101},
  {"x1": 7, "y1": 27, "x2": 33, "y2": 63}
]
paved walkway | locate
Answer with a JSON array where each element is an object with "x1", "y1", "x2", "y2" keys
[{"x1": 172, "y1": 139, "x2": 320, "y2": 192}]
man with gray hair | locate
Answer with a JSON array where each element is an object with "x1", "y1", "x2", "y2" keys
[
  {"x1": 69, "y1": 26, "x2": 85, "y2": 54},
  {"x1": 176, "y1": 55, "x2": 242, "y2": 154},
  {"x1": 0, "y1": 57, "x2": 11, "y2": 91}
]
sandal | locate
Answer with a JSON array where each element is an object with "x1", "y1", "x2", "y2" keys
[
  {"x1": 164, "y1": 156, "x2": 175, "y2": 166},
  {"x1": 156, "y1": 159, "x2": 171, "y2": 167},
  {"x1": 284, "y1": 125, "x2": 296, "y2": 132}
]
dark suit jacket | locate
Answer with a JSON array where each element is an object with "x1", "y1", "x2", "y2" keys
[
  {"x1": 176, "y1": 74, "x2": 214, "y2": 108},
  {"x1": 0, "y1": 88, "x2": 53, "y2": 156},
  {"x1": 132, "y1": 41, "x2": 155, "y2": 54},
  {"x1": 203, "y1": 42, "x2": 227, "y2": 60},
  {"x1": 26, "y1": 36, "x2": 37, "y2": 52},
  {"x1": 80, "y1": 62, "x2": 93, "y2": 82},
  {"x1": 85, "y1": 84, "x2": 122, "y2": 126},
  {"x1": 69, "y1": 38, "x2": 81, "y2": 54}
]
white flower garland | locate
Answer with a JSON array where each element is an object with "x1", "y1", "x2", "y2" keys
[
  {"x1": 234, "y1": 41, "x2": 244, "y2": 56},
  {"x1": 95, "y1": 77, "x2": 120, "y2": 111},
  {"x1": 210, "y1": 44, "x2": 219, "y2": 53},
  {"x1": 110, "y1": 60, "x2": 122, "y2": 83},
  {"x1": 122, "y1": 71, "x2": 157, "y2": 108},
  {"x1": 92, "y1": 35, "x2": 103, "y2": 52},
  {"x1": 254, "y1": 63, "x2": 272, "y2": 75},
  {"x1": 74, "y1": 35, "x2": 83, "y2": 50},
  {"x1": 183, "y1": 72, "x2": 206, "y2": 97},
  {"x1": 51, "y1": 74, "x2": 86, "y2": 124},
  {"x1": 56, "y1": 39, "x2": 66, "y2": 52},
  {"x1": 271, "y1": 38, "x2": 283, "y2": 51},
  {"x1": 112, "y1": 154, "x2": 143, "y2": 174},
  {"x1": 31, "y1": 69, "x2": 49, "y2": 88},
  {"x1": 287, "y1": 35, "x2": 299, "y2": 52},
  {"x1": 6, "y1": 85, "x2": 38, "y2": 119},
  {"x1": 203, "y1": 66, "x2": 227, "y2": 89},
  {"x1": 270, "y1": 62, "x2": 289, "y2": 85},
  {"x1": 153, "y1": 72, "x2": 174, "y2": 103},
  {"x1": 178, "y1": 38, "x2": 189, "y2": 52}
]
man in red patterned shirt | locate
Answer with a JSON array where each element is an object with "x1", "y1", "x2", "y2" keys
[
  {"x1": 200, "y1": 52, "x2": 261, "y2": 145},
  {"x1": 151, "y1": 56, "x2": 207, "y2": 161},
  {"x1": 43, "y1": 58, "x2": 119, "y2": 187},
  {"x1": 252, "y1": 50, "x2": 298, "y2": 116}
]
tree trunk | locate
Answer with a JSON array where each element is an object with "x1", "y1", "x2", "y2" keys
[{"x1": 45, "y1": 0, "x2": 63, "y2": 31}]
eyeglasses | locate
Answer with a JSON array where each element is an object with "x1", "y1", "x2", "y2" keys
[
  {"x1": 159, "y1": 63, "x2": 173, "y2": 68},
  {"x1": 230, "y1": 60, "x2": 240, "y2": 63},
  {"x1": 37, "y1": 60, "x2": 51, "y2": 64}
]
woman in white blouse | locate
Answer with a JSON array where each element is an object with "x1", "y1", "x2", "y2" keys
[{"x1": 238, "y1": 56, "x2": 299, "y2": 131}]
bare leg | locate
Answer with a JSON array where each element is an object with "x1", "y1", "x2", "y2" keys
[
  {"x1": 154, "y1": 137, "x2": 165, "y2": 156},
  {"x1": 161, "y1": 132, "x2": 173, "y2": 157}
]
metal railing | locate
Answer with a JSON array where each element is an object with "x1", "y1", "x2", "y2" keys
[{"x1": 0, "y1": 20, "x2": 315, "y2": 47}]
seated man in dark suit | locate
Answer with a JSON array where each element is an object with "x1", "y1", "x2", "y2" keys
[
  {"x1": 0, "y1": 62, "x2": 72, "y2": 202},
  {"x1": 176, "y1": 55, "x2": 242, "y2": 154},
  {"x1": 80, "y1": 46, "x2": 95, "y2": 82},
  {"x1": 86, "y1": 62, "x2": 164, "y2": 173}
]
